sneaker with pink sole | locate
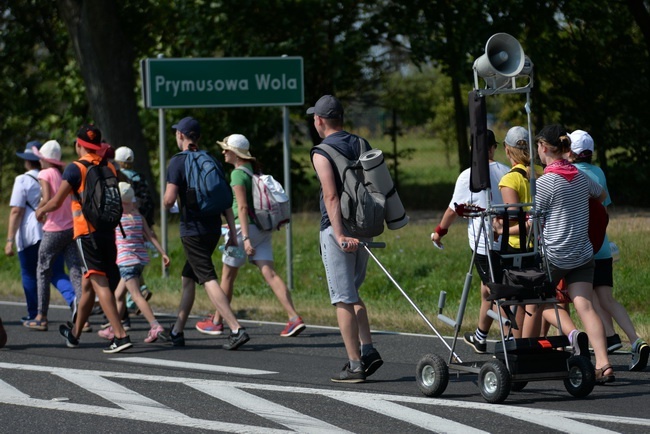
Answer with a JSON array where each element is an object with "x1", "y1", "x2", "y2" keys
[
  {"x1": 145, "y1": 324, "x2": 164, "y2": 343},
  {"x1": 97, "y1": 326, "x2": 115, "y2": 341},
  {"x1": 281, "y1": 316, "x2": 306, "y2": 337},
  {"x1": 195, "y1": 315, "x2": 224, "y2": 336}
]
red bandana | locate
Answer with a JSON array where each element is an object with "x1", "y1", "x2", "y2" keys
[{"x1": 544, "y1": 159, "x2": 578, "y2": 182}]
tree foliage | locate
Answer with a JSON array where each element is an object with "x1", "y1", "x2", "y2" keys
[{"x1": 1, "y1": 0, "x2": 649, "y2": 208}]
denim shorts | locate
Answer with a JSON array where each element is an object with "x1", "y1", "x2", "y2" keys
[{"x1": 118, "y1": 264, "x2": 144, "y2": 282}]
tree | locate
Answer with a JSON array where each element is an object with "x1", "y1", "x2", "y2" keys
[{"x1": 56, "y1": 0, "x2": 153, "y2": 189}]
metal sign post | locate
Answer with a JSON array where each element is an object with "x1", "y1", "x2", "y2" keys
[{"x1": 141, "y1": 56, "x2": 304, "y2": 283}]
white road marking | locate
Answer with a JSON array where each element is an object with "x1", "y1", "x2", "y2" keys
[
  {"x1": 0, "y1": 378, "x2": 30, "y2": 398},
  {"x1": 111, "y1": 356, "x2": 277, "y2": 375},
  {"x1": 334, "y1": 393, "x2": 487, "y2": 434},
  {"x1": 55, "y1": 371, "x2": 181, "y2": 416},
  {"x1": 189, "y1": 382, "x2": 351, "y2": 434},
  {"x1": 1, "y1": 362, "x2": 649, "y2": 433}
]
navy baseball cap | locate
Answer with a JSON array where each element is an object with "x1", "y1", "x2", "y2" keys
[{"x1": 172, "y1": 116, "x2": 201, "y2": 137}]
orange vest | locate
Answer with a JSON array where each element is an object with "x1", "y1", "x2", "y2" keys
[{"x1": 71, "y1": 154, "x2": 118, "y2": 239}]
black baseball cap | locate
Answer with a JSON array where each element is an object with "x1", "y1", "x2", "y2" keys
[{"x1": 306, "y1": 95, "x2": 344, "y2": 119}]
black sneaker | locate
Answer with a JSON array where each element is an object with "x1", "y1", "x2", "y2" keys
[
  {"x1": 223, "y1": 328, "x2": 250, "y2": 350},
  {"x1": 103, "y1": 335, "x2": 133, "y2": 354},
  {"x1": 331, "y1": 362, "x2": 366, "y2": 383},
  {"x1": 158, "y1": 327, "x2": 185, "y2": 347},
  {"x1": 630, "y1": 340, "x2": 649, "y2": 372},
  {"x1": 361, "y1": 348, "x2": 384, "y2": 377},
  {"x1": 606, "y1": 334, "x2": 623, "y2": 354},
  {"x1": 463, "y1": 332, "x2": 487, "y2": 354},
  {"x1": 59, "y1": 323, "x2": 79, "y2": 348}
]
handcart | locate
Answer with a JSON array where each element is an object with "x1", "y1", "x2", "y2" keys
[{"x1": 364, "y1": 203, "x2": 596, "y2": 404}]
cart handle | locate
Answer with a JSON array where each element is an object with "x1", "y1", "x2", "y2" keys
[{"x1": 341, "y1": 241, "x2": 386, "y2": 249}]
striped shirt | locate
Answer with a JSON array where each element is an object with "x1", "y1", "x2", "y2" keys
[
  {"x1": 115, "y1": 213, "x2": 149, "y2": 266},
  {"x1": 536, "y1": 170, "x2": 603, "y2": 268}
]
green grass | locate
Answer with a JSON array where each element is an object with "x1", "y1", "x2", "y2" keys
[
  {"x1": 2, "y1": 209, "x2": 648, "y2": 341},
  {"x1": 1, "y1": 135, "x2": 648, "y2": 341}
]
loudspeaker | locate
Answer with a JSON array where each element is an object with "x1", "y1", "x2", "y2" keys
[{"x1": 474, "y1": 33, "x2": 525, "y2": 78}]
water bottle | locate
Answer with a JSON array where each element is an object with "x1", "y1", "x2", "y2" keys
[
  {"x1": 219, "y1": 244, "x2": 245, "y2": 259},
  {"x1": 609, "y1": 241, "x2": 620, "y2": 263}
]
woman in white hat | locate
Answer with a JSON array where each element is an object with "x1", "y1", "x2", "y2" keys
[
  {"x1": 25, "y1": 140, "x2": 83, "y2": 331},
  {"x1": 194, "y1": 134, "x2": 306, "y2": 338}
]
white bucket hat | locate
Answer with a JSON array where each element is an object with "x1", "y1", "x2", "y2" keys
[
  {"x1": 217, "y1": 134, "x2": 255, "y2": 160},
  {"x1": 32, "y1": 140, "x2": 64, "y2": 166}
]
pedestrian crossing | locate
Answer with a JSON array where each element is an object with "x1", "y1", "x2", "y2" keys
[{"x1": 0, "y1": 360, "x2": 648, "y2": 433}]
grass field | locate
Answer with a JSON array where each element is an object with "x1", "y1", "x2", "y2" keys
[{"x1": 2, "y1": 135, "x2": 648, "y2": 344}]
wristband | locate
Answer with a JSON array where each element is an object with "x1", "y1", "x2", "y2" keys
[
  {"x1": 434, "y1": 225, "x2": 448, "y2": 237},
  {"x1": 242, "y1": 236, "x2": 249, "y2": 241},
  {"x1": 6, "y1": 238, "x2": 14, "y2": 243}
]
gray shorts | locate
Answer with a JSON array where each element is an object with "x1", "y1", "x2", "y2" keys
[
  {"x1": 222, "y1": 224, "x2": 274, "y2": 268},
  {"x1": 548, "y1": 258, "x2": 595, "y2": 287},
  {"x1": 319, "y1": 226, "x2": 369, "y2": 305}
]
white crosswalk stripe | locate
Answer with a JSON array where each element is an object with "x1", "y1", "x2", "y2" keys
[{"x1": 1, "y1": 361, "x2": 649, "y2": 433}]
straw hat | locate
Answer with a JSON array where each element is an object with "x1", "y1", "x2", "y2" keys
[{"x1": 217, "y1": 134, "x2": 255, "y2": 160}]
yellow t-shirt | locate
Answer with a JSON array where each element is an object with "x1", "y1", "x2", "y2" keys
[{"x1": 498, "y1": 164, "x2": 542, "y2": 249}]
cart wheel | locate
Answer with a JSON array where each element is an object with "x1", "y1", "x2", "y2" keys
[
  {"x1": 564, "y1": 355, "x2": 595, "y2": 398},
  {"x1": 416, "y1": 354, "x2": 449, "y2": 397},
  {"x1": 511, "y1": 381, "x2": 528, "y2": 392},
  {"x1": 478, "y1": 360, "x2": 511, "y2": 403}
]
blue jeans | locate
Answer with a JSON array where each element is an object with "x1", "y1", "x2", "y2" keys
[{"x1": 19, "y1": 241, "x2": 75, "y2": 318}]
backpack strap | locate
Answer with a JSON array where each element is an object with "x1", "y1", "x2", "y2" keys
[
  {"x1": 236, "y1": 165, "x2": 255, "y2": 178},
  {"x1": 23, "y1": 173, "x2": 40, "y2": 211},
  {"x1": 509, "y1": 167, "x2": 527, "y2": 178},
  {"x1": 72, "y1": 159, "x2": 93, "y2": 203},
  {"x1": 500, "y1": 166, "x2": 529, "y2": 255},
  {"x1": 314, "y1": 143, "x2": 352, "y2": 193}
]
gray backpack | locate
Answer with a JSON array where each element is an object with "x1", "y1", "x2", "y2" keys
[{"x1": 316, "y1": 138, "x2": 386, "y2": 238}]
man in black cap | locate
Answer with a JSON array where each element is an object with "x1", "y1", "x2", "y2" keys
[
  {"x1": 161, "y1": 116, "x2": 250, "y2": 350},
  {"x1": 37, "y1": 124, "x2": 132, "y2": 354},
  {"x1": 308, "y1": 95, "x2": 383, "y2": 383}
]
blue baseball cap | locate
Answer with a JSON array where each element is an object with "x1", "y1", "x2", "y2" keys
[
  {"x1": 17, "y1": 140, "x2": 42, "y2": 161},
  {"x1": 172, "y1": 116, "x2": 201, "y2": 137}
]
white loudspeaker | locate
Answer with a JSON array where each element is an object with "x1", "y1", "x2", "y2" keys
[{"x1": 473, "y1": 33, "x2": 525, "y2": 78}]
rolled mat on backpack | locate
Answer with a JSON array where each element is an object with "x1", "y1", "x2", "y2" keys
[{"x1": 359, "y1": 149, "x2": 409, "y2": 230}]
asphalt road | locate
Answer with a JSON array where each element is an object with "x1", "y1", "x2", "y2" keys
[{"x1": 1, "y1": 301, "x2": 649, "y2": 433}]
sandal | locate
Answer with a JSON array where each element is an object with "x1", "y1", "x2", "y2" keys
[
  {"x1": 23, "y1": 318, "x2": 48, "y2": 331},
  {"x1": 595, "y1": 364, "x2": 615, "y2": 384}
]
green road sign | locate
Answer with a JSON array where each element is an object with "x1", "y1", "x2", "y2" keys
[{"x1": 141, "y1": 57, "x2": 304, "y2": 109}]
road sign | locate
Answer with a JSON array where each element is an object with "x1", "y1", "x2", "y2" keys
[{"x1": 141, "y1": 57, "x2": 304, "y2": 109}]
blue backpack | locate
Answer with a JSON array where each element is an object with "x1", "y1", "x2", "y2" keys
[{"x1": 182, "y1": 150, "x2": 232, "y2": 216}]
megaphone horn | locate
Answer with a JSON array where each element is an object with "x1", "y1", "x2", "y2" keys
[{"x1": 473, "y1": 33, "x2": 525, "y2": 78}]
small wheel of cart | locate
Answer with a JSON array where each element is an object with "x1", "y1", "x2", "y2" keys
[
  {"x1": 510, "y1": 381, "x2": 528, "y2": 392},
  {"x1": 479, "y1": 360, "x2": 511, "y2": 403},
  {"x1": 564, "y1": 355, "x2": 596, "y2": 398},
  {"x1": 416, "y1": 354, "x2": 449, "y2": 397}
]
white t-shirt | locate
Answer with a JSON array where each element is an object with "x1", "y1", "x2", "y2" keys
[
  {"x1": 9, "y1": 169, "x2": 43, "y2": 251},
  {"x1": 449, "y1": 161, "x2": 510, "y2": 254}
]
